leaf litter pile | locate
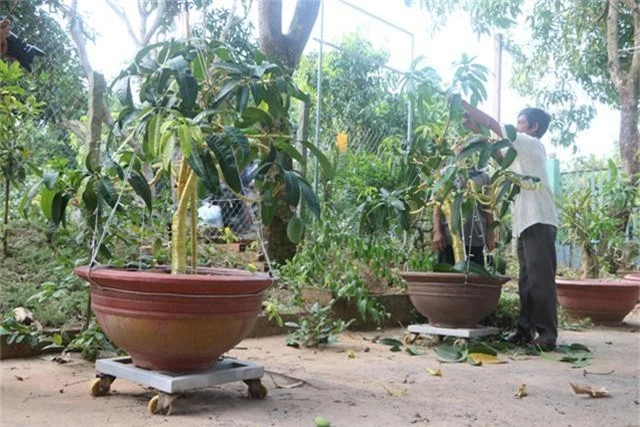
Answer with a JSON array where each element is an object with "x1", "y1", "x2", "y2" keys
[{"x1": 372, "y1": 334, "x2": 611, "y2": 398}]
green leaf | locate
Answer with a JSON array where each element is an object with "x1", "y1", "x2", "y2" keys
[
  {"x1": 568, "y1": 343, "x2": 591, "y2": 353},
  {"x1": 492, "y1": 139, "x2": 511, "y2": 152},
  {"x1": 275, "y1": 140, "x2": 305, "y2": 164},
  {"x1": 128, "y1": 172, "x2": 153, "y2": 213},
  {"x1": 52, "y1": 333, "x2": 63, "y2": 346},
  {"x1": 178, "y1": 73, "x2": 198, "y2": 111},
  {"x1": 144, "y1": 114, "x2": 161, "y2": 158},
  {"x1": 224, "y1": 126, "x2": 250, "y2": 162},
  {"x1": 286, "y1": 216, "x2": 304, "y2": 244},
  {"x1": 206, "y1": 134, "x2": 242, "y2": 193},
  {"x1": 478, "y1": 145, "x2": 492, "y2": 169},
  {"x1": 187, "y1": 149, "x2": 220, "y2": 195},
  {"x1": 389, "y1": 345, "x2": 402, "y2": 352},
  {"x1": 213, "y1": 78, "x2": 241, "y2": 107},
  {"x1": 501, "y1": 147, "x2": 517, "y2": 169},
  {"x1": 466, "y1": 342, "x2": 498, "y2": 356},
  {"x1": 301, "y1": 140, "x2": 335, "y2": 180},
  {"x1": 178, "y1": 124, "x2": 193, "y2": 158},
  {"x1": 162, "y1": 133, "x2": 175, "y2": 171},
  {"x1": 379, "y1": 338, "x2": 404, "y2": 347},
  {"x1": 39, "y1": 187, "x2": 55, "y2": 220},
  {"x1": 114, "y1": 76, "x2": 133, "y2": 108},
  {"x1": 21, "y1": 181, "x2": 41, "y2": 218},
  {"x1": 235, "y1": 85, "x2": 250, "y2": 112},
  {"x1": 50, "y1": 192, "x2": 63, "y2": 226},
  {"x1": 435, "y1": 345, "x2": 466, "y2": 363},
  {"x1": 505, "y1": 124, "x2": 517, "y2": 142},
  {"x1": 406, "y1": 345, "x2": 426, "y2": 356},
  {"x1": 43, "y1": 171, "x2": 58, "y2": 191},
  {"x1": 299, "y1": 178, "x2": 320, "y2": 219},
  {"x1": 97, "y1": 177, "x2": 118, "y2": 208},
  {"x1": 238, "y1": 107, "x2": 273, "y2": 128},
  {"x1": 284, "y1": 171, "x2": 301, "y2": 206},
  {"x1": 457, "y1": 136, "x2": 488, "y2": 160}
]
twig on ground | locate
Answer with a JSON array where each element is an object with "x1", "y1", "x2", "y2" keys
[{"x1": 583, "y1": 369, "x2": 615, "y2": 376}]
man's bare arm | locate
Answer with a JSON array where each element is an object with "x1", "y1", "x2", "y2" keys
[{"x1": 461, "y1": 100, "x2": 503, "y2": 138}]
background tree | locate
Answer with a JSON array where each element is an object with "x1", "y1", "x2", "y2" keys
[
  {"x1": 0, "y1": 0, "x2": 86, "y2": 165},
  {"x1": 407, "y1": 0, "x2": 639, "y2": 186},
  {"x1": 0, "y1": 61, "x2": 43, "y2": 256},
  {"x1": 296, "y1": 32, "x2": 407, "y2": 147},
  {"x1": 257, "y1": 0, "x2": 321, "y2": 263}
]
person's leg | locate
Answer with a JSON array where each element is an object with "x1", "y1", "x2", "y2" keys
[
  {"x1": 466, "y1": 246, "x2": 485, "y2": 267},
  {"x1": 521, "y1": 224, "x2": 558, "y2": 346},
  {"x1": 438, "y1": 245, "x2": 455, "y2": 265},
  {"x1": 514, "y1": 234, "x2": 534, "y2": 341}
]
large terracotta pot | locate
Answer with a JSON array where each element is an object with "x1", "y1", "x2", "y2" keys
[
  {"x1": 556, "y1": 277, "x2": 640, "y2": 323},
  {"x1": 75, "y1": 266, "x2": 272, "y2": 373},
  {"x1": 401, "y1": 272, "x2": 509, "y2": 328}
]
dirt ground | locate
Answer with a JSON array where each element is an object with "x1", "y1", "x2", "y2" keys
[{"x1": 1, "y1": 316, "x2": 639, "y2": 427}]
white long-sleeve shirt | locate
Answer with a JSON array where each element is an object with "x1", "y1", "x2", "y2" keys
[{"x1": 501, "y1": 125, "x2": 558, "y2": 238}]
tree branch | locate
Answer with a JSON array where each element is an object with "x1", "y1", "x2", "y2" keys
[
  {"x1": 69, "y1": 0, "x2": 92, "y2": 78},
  {"x1": 258, "y1": 0, "x2": 284, "y2": 60},
  {"x1": 607, "y1": 0, "x2": 624, "y2": 88},
  {"x1": 624, "y1": 0, "x2": 640, "y2": 83},
  {"x1": 106, "y1": 0, "x2": 142, "y2": 46},
  {"x1": 140, "y1": 0, "x2": 166, "y2": 46},
  {"x1": 220, "y1": 0, "x2": 239, "y2": 44},
  {"x1": 283, "y1": 0, "x2": 320, "y2": 68}
]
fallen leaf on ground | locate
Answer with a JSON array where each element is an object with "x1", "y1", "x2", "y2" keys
[
  {"x1": 14, "y1": 375, "x2": 24, "y2": 381},
  {"x1": 515, "y1": 383, "x2": 527, "y2": 399},
  {"x1": 570, "y1": 382, "x2": 610, "y2": 398},
  {"x1": 426, "y1": 367, "x2": 443, "y2": 377},
  {"x1": 382, "y1": 384, "x2": 407, "y2": 397},
  {"x1": 347, "y1": 349, "x2": 356, "y2": 359},
  {"x1": 51, "y1": 353, "x2": 71, "y2": 364},
  {"x1": 270, "y1": 375, "x2": 304, "y2": 389},
  {"x1": 468, "y1": 353, "x2": 506, "y2": 364}
]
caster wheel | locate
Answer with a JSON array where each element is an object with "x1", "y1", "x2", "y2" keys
[
  {"x1": 148, "y1": 393, "x2": 177, "y2": 415},
  {"x1": 89, "y1": 375, "x2": 114, "y2": 397},
  {"x1": 245, "y1": 380, "x2": 268, "y2": 399}
]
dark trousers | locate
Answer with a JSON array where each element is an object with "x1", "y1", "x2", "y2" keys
[
  {"x1": 516, "y1": 223, "x2": 558, "y2": 344},
  {"x1": 438, "y1": 245, "x2": 485, "y2": 267}
]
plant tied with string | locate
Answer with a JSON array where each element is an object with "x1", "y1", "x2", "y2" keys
[
  {"x1": 104, "y1": 38, "x2": 333, "y2": 274},
  {"x1": 401, "y1": 56, "x2": 541, "y2": 276}
]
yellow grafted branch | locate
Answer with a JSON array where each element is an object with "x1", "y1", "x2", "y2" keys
[
  {"x1": 190, "y1": 184, "x2": 197, "y2": 273},
  {"x1": 171, "y1": 158, "x2": 197, "y2": 274},
  {"x1": 441, "y1": 199, "x2": 465, "y2": 264}
]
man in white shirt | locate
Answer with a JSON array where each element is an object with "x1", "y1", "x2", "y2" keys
[{"x1": 460, "y1": 102, "x2": 559, "y2": 351}]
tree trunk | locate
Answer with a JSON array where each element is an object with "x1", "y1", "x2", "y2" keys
[
  {"x1": 618, "y1": 83, "x2": 639, "y2": 186},
  {"x1": 257, "y1": 0, "x2": 320, "y2": 263},
  {"x1": 2, "y1": 174, "x2": 9, "y2": 257},
  {"x1": 88, "y1": 72, "x2": 106, "y2": 168},
  {"x1": 264, "y1": 199, "x2": 297, "y2": 264}
]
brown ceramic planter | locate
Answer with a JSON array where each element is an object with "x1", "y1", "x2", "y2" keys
[
  {"x1": 75, "y1": 266, "x2": 272, "y2": 373},
  {"x1": 623, "y1": 273, "x2": 640, "y2": 283},
  {"x1": 556, "y1": 277, "x2": 640, "y2": 323},
  {"x1": 401, "y1": 272, "x2": 509, "y2": 328}
]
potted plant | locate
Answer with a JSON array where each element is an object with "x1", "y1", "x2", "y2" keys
[
  {"x1": 556, "y1": 161, "x2": 639, "y2": 323},
  {"x1": 358, "y1": 58, "x2": 538, "y2": 328},
  {"x1": 64, "y1": 40, "x2": 329, "y2": 372}
]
